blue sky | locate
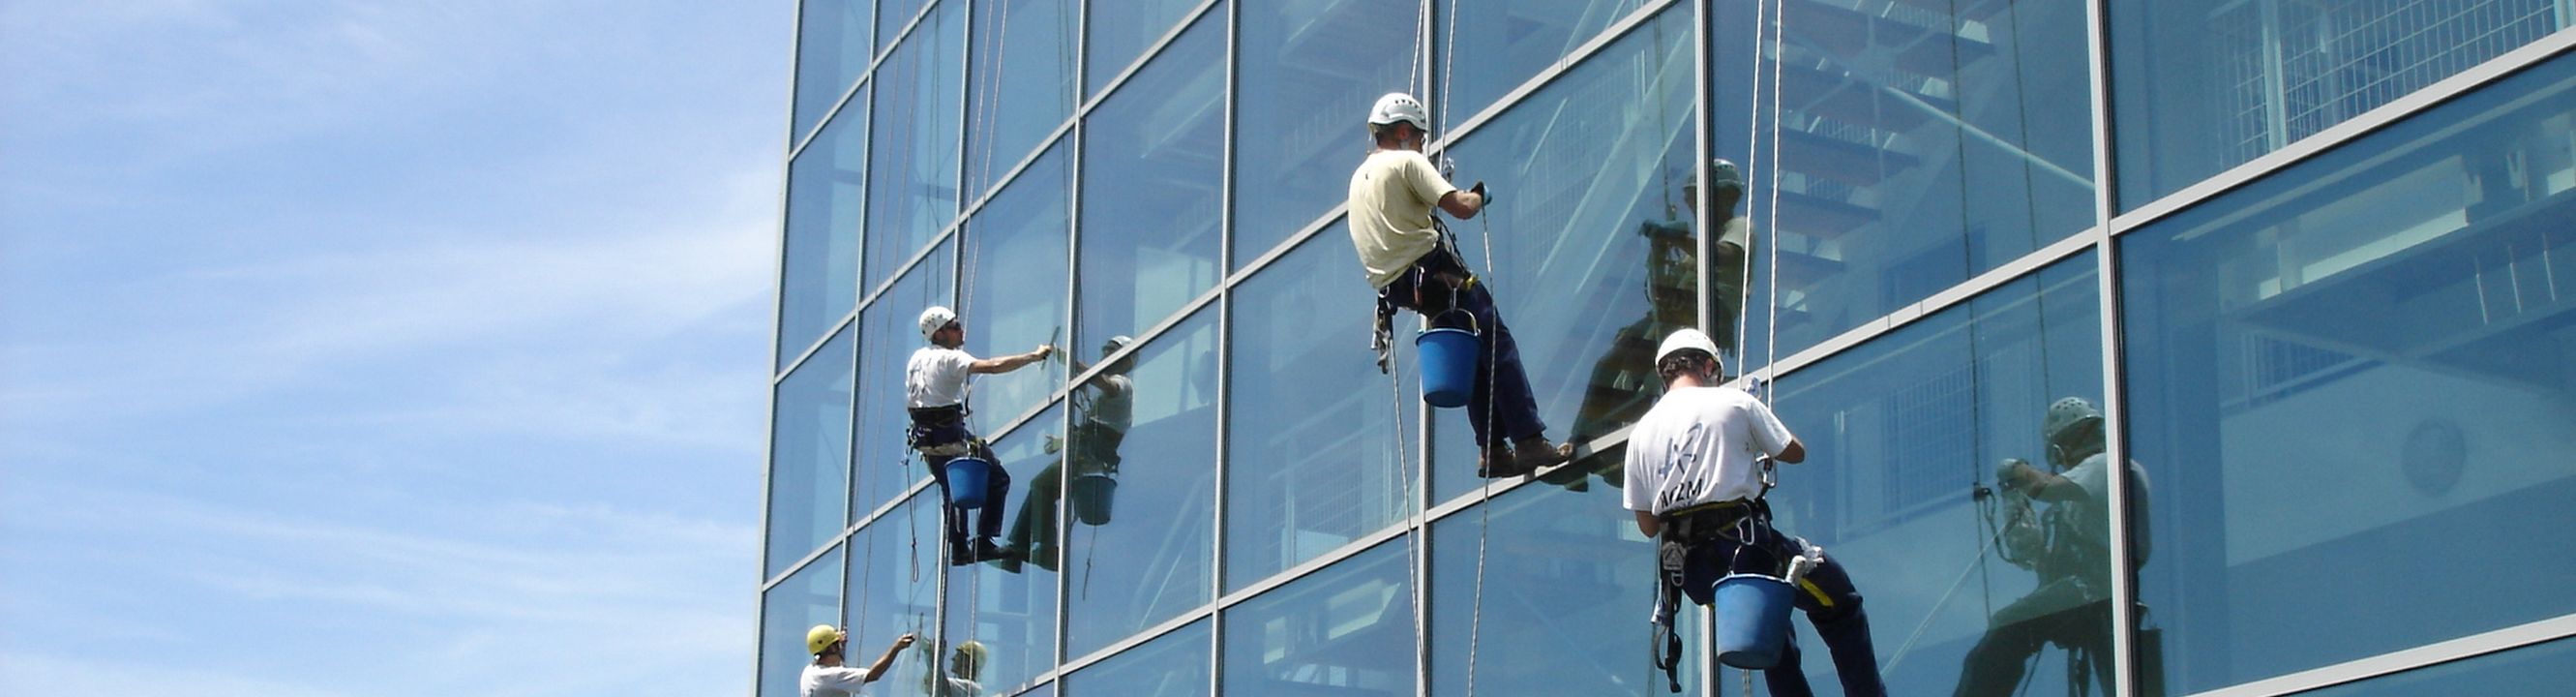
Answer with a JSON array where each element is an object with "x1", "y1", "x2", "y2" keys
[{"x1": 3, "y1": 2, "x2": 788, "y2": 694}]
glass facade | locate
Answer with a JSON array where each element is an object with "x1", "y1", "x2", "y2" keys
[{"x1": 764, "y1": 2, "x2": 2576, "y2": 695}]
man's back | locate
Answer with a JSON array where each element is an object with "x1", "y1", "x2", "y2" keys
[{"x1": 1624, "y1": 386, "x2": 1793, "y2": 514}]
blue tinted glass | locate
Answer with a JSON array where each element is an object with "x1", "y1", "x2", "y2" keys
[
  {"x1": 845, "y1": 494, "x2": 943, "y2": 697},
  {"x1": 1221, "y1": 542, "x2": 1415, "y2": 697},
  {"x1": 854, "y1": 241, "x2": 956, "y2": 519},
  {"x1": 770, "y1": 325, "x2": 856, "y2": 578},
  {"x1": 1435, "y1": 0, "x2": 1649, "y2": 124},
  {"x1": 1428, "y1": 6, "x2": 1696, "y2": 502},
  {"x1": 867, "y1": 0, "x2": 966, "y2": 291},
  {"x1": 1225, "y1": 231, "x2": 1423, "y2": 591},
  {"x1": 1760, "y1": 256, "x2": 2105, "y2": 696},
  {"x1": 962, "y1": 141, "x2": 1072, "y2": 435},
  {"x1": 964, "y1": 0, "x2": 1078, "y2": 199},
  {"x1": 880, "y1": 0, "x2": 931, "y2": 50},
  {"x1": 1231, "y1": 0, "x2": 1411, "y2": 267},
  {"x1": 1064, "y1": 620, "x2": 1212, "y2": 697},
  {"x1": 781, "y1": 84, "x2": 869, "y2": 371},
  {"x1": 1734, "y1": 0, "x2": 2099, "y2": 369},
  {"x1": 1076, "y1": 10, "x2": 1224, "y2": 348},
  {"x1": 2120, "y1": 55, "x2": 2576, "y2": 694},
  {"x1": 1084, "y1": 0, "x2": 1204, "y2": 97},
  {"x1": 2303, "y1": 637, "x2": 2576, "y2": 696},
  {"x1": 1429, "y1": 460, "x2": 1700, "y2": 696},
  {"x1": 794, "y1": 0, "x2": 875, "y2": 139},
  {"x1": 1065, "y1": 309, "x2": 1217, "y2": 656},
  {"x1": 759, "y1": 544, "x2": 844, "y2": 697},
  {"x1": 2110, "y1": 0, "x2": 2569, "y2": 209},
  {"x1": 943, "y1": 404, "x2": 1064, "y2": 695}
]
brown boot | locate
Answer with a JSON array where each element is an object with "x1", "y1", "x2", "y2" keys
[
  {"x1": 1478, "y1": 441, "x2": 1533, "y2": 478},
  {"x1": 1513, "y1": 435, "x2": 1572, "y2": 472}
]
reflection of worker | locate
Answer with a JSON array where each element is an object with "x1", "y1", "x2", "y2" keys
[
  {"x1": 1625, "y1": 329, "x2": 1885, "y2": 697},
  {"x1": 1953, "y1": 397, "x2": 2154, "y2": 697},
  {"x1": 1561, "y1": 160, "x2": 1753, "y2": 492},
  {"x1": 1349, "y1": 91, "x2": 1569, "y2": 478},
  {"x1": 921, "y1": 640, "x2": 988, "y2": 696},
  {"x1": 909, "y1": 306, "x2": 1054, "y2": 566},
  {"x1": 999, "y1": 336, "x2": 1134, "y2": 573},
  {"x1": 800, "y1": 625, "x2": 914, "y2": 697}
]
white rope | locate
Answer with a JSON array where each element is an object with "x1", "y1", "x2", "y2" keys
[{"x1": 1761, "y1": 0, "x2": 1786, "y2": 405}]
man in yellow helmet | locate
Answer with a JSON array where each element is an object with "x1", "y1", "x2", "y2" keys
[{"x1": 800, "y1": 625, "x2": 915, "y2": 697}]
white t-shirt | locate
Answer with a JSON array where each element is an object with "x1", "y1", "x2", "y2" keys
[
  {"x1": 801, "y1": 663, "x2": 873, "y2": 697},
  {"x1": 1347, "y1": 149, "x2": 1459, "y2": 288},
  {"x1": 1623, "y1": 386, "x2": 1797, "y2": 515},
  {"x1": 1084, "y1": 375, "x2": 1134, "y2": 432},
  {"x1": 907, "y1": 347, "x2": 975, "y2": 409}
]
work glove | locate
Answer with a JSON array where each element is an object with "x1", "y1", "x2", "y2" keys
[
  {"x1": 1370, "y1": 313, "x2": 1394, "y2": 375},
  {"x1": 1469, "y1": 180, "x2": 1491, "y2": 205}
]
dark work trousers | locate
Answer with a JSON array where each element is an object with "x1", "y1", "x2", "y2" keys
[
  {"x1": 1713, "y1": 522, "x2": 1888, "y2": 697},
  {"x1": 1378, "y1": 247, "x2": 1546, "y2": 447},
  {"x1": 924, "y1": 443, "x2": 1010, "y2": 561},
  {"x1": 1951, "y1": 596, "x2": 2115, "y2": 697}
]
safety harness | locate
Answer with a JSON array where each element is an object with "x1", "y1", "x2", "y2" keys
[
  {"x1": 1648, "y1": 460, "x2": 1783, "y2": 692},
  {"x1": 907, "y1": 403, "x2": 977, "y2": 458}
]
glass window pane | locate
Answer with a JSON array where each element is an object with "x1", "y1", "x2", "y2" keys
[
  {"x1": 760, "y1": 545, "x2": 844, "y2": 697},
  {"x1": 2111, "y1": 0, "x2": 2571, "y2": 209},
  {"x1": 2301, "y1": 637, "x2": 2576, "y2": 696},
  {"x1": 846, "y1": 494, "x2": 943, "y2": 697},
  {"x1": 1428, "y1": 6, "x2": 1696, "y2": 502},
  {"x1": 1429, "y1": 453, "x2": 1700, "y2": 696},
  {"x1": 1225, "y1": 232, "x2": 1422, "y2": 591},
  {"x1": 965, "y1": 0, "x2": 1078, "y2": 199},
  {"x1": 1065, "y1": 309, "x2": 1217, "y2": 656},
  {"x1": 1231, "y1": 0, "x2": 1412, "y2": 267},
  {"x1": 1435, "y1": 0, "x2": 1650, "y2": 124},
  {"x1": 1761, "y1": 255, "x2": 2106, "y2": 696},
  {"x1": 943, "y1": 404, "x2": 1065, "y2": 696},
  {"x1": 868, "y1": 0, "x2": 966, "y2": 291},
  {"x1": 770, "y1": 325, "x2": 856, "y2": 578},
  {"x1": 1085, "y1": 0, "x2": 1204, "y2": 97},
  {"x1": 794, "y1": 0, "x2": 876, "y2": 139},
  {"x1": 855, "y1": 241, "x2": 957, "y2": 520},
  {"x1": 1077, "y1": 10, "x2": 1224, "y2": 348},
  {"x1": 881, "y1": 0, "x2": 931, "y2": 50},
  {"x1": 2120, "y1": 55, "x2": 2576, "y2": 694},
  {"x1": 781, "y1": 84, "x2": 870, "y2": 371},
  {"x1": 1221, "y1": 542, "x2": 1415, "y2": 697},
  {"x1": 1736, "y1": 0, "x2": 2099, "y2": 367},
  {"x1": 1064, "y1": 620, "x2": 1212, "y2": 697},
  {"x1": 963, "y1": 140, "x2": 1073, "y2": 435}
]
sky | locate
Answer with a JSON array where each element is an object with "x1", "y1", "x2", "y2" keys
[{"x1": 2, "y1": 2, "x2": 789, "y2": 695}]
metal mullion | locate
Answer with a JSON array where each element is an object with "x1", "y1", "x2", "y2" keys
[
  {"x1": 1210, "y1": 2, "x2": 1240, "y2": 695},
  {"x1": 2082, "y1": 0, "x2": 2142, "y2": 695},
  {"x1": 1412, "y1": 4, "x2": 1437, "y2": 696},
  {"x1": 789, "y1": 0, "x2": 948, "y2": 160},
  {"x1": 1057, "y1": 601, "x2": 1218, "y2": 679},
  {"x1": 1074, "y1": 0, "x2": 1224, "y2": 120},
  {"x1": 1057, "y1": 99, "x2": 1084, "y2": 682},
  {"x1": 1430, "y1": 0, "x2": 1683, "y2": 154},
  {"x1": 757, "y1": 7, "x2": 811, "y2": 687},
  {"x1": 2189, "y1": 614, "x2": 2576, "y2": 697}
]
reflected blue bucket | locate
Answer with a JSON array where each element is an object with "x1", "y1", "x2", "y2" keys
[
  {"x1": 1714, "y1": 573, "x2": 1795, "y2": 669},
  {"x1": 1417, "y1": 311, "x2": 1480, "y2": 409},
  {"x1": 943, "y1": 457, "x2": 994, "y2": 509},
  {"x1": 1070, "y1": 473, "x2": 1117, "y2": 526}
]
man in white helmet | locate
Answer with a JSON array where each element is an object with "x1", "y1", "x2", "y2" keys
[
  {"x1": 909, "y1": 305, "x2": 1054, "y2": 566},
  {"x1": 801, "y1": 625, "x2": 915, "y2": 697},
  {"x1": 1348, "y1": 91, "x2": 1568, "y2": 478},
  {"x1": 1624, "y1": 328, "x2": 1885, "y2": 697}
]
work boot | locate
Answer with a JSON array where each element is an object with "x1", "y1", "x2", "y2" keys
[
  {"x1": 1478, "y1": 441, "x2": 1533, "y2": 478},
  {"x1": 955, "y1": 539, "x2": 1017, "y2": 567},
  {"x1": 1513, "y1": 435, "x2": 1572, "y2": 473}
]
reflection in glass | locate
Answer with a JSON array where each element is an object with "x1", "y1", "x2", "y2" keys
[
  {"x1": 1085, "y1": 0, "x2": 1204, "y2": 97},
  {"x1": 1065, "y1": 310, "x2": 1217, "y2": 657},
  {"x1": 2121, "y1": 56, "x2": 2576, "y2": 694},
  {"x1": 1951, "y1": 397, "x2": 2148, "y2": 697},
  {"x1": 2300, "y1": 636, "x2": 2576, "y2": 696},
  {"x1": 867, "y1": 0, "x2": 965, "y2": 291},
  {"x1": 847, "y1": 495, "x2": 943, "y2": 697},
  {"x1": 1435, "y1": 0, "x2": 1650, "y2": 123},
  {"x1": 780, "y1": 84, "x2": 870, "y2": 370},
  {"x1": 1064, "y1": 620, "x2": 1212, "y2": 697},
  {"x1": 855, "y1": 242, "x2": 957, "y2": 521},
  {"x1": 761, "y1": 544, "x2": 845, "y2": 697},
  {"x1": 1430, "y1": 450, "x2": 1697, "y2": 696},
  {"x1": 880, "y1": 0, "x2": 930, "y2": 50},
  {"x1": 769, "y1": 326, "x2": 855, "y2": 578},
  {"x1": 964, "y1": 0, "x2": 1077, "y2": 199},
  {"x1": 1077, "y1": 9, "x2": 1224, "y2": 348},
  {"x1": 793, "y1": 0, "x2": 874, "y2": 139},
  {"x1": 2111, "y1": 0, "x2": 2571, "y2": 209},
  {"x1": 1761, "y1": 256, "x2": 2104, "y2": 696},
  {"x1": 1563, "y1": 159, "x2": 1746, "y2": 481},
  {"x1": 1731, "y1": 0, "x2": 2096, "y2": 365},
  {"x1": 962, "y1": 141, "x2": 1072, "y2": 436},
  {"x1": 945, "y1": 405, "x2": 1063, "y2": 695},
  {"x1": 1432, "y1": 6, "x2": 1695, "y2": 502},
  {"x1": 1231, "y1": 0, "x2": 1411, "y2": 267},
  {"x1": 1220, "y1": 543, "x2": 1415, "y2": 697}
]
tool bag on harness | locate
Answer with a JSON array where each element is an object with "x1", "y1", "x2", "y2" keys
[{"x1": 907, "y1": 404, "x2": 975, "y2": 458}]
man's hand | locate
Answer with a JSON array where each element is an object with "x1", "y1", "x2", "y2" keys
[
  {"x1": 894, "y1": 633, "x2": 917, "y2": 651},
  {"x1": 1470, "y1": 180, "x2": 1491, "y2": 205},
  {"x1": 1996, "y1": 458, "x2": 2038, "y2": 492},
  {"x1": 1032, "y1": 344, "x2": 1055, "y2": 360}
]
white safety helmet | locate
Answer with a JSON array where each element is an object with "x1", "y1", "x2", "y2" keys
[
  {"x1": 1367, "y1": 92, "x2": 1430, "y2": 134},
  {"x1": 2043, "y1": 397, "x2": 2105, "y2": 446},
  {"x1": 918, "y1": 306, "x2": 958, "y2": 342},
  {"x1": 1655, "y1": 328, "x2": 1723, "y2": 371}
]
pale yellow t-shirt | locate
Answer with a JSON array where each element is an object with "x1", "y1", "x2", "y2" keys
[{"x1": 1346, "y1": 149, "x2": 1459, "y2": 288}]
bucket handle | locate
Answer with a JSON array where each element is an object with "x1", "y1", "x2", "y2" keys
[{"x1": 1429, "y1": 308, "x2": 1480, "y2": 336}]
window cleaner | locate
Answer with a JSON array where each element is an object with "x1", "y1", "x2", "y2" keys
[
  {"x1": 1347, "y1": 91, "x2": 1570, "y2": 478},
  {"x1": 906, "y1": 305, "x2": 1053, "y2": 567}
]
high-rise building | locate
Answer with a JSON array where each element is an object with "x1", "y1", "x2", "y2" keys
[{"x1": 760, "y1": 1, "x2": 2576, "y2": 695}]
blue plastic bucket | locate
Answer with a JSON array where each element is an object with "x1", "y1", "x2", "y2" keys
[
  {"x1": 1070, "y1": 473, "x2": 1118, "y2": 526},
  {"x1": 1714, "y1": 573, "x2": 1796, "y2": 669},
  {"x1": 943, "y1": 457, "x2": 994, "y2": 509},
  {"x1": 1416, "y1": 313, "x2": 1480, "y2": 409}
]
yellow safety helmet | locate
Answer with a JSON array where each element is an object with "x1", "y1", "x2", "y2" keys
[{"x1": 806, "y1": 624, "x2": 846, "y2": 654}]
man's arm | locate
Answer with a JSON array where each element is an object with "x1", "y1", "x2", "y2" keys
[
  {"x1": 1776, "y1": 439, "x2": 1806, "y2": 464},
  {"x1": 970, "y1": 345, "x2": 1055, "y2": 374},
  {"x1": 1438, "y1": 189, "x2": 1485, "y2": 219},
  {"x1": 1634, "y1": 509, "x2": 1662, "y2": 538},
  {"x1": 862, "y1": 633, "x2": 917, "y2": 682}
]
